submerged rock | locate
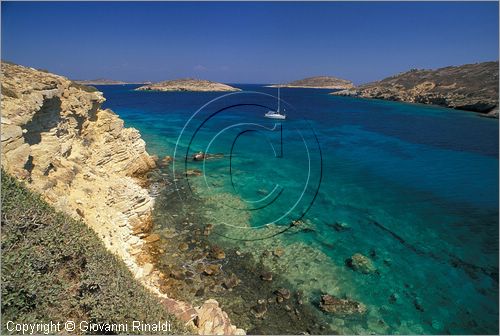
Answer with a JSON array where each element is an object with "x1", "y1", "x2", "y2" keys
[
  {"x1": 319, "y1": 294, "x2": 367, "y2": 316},
  {"x1": 414, "y1": 297, "x2": 425, "y2": 312},
  {"x1": 332, "y1": 222, "x2": 350, "y2": 232},
  {"x1": 260, "y1": 271, "x2": 273, "y2": 282},
  {"x1": 223, "y1": 273, "x2": 241, "y2": 289},
  {"x1": 160, "y1": 155, "x2": 172, "y2": 166},
  {"x1": 186, "y1": 169, "x2": 202, "y2": 177},
  {"x1": 211, "y1": 245, "x2": 226, "y2": 260},
  {"x1": 203, "y1": 224, "x2": 214, "y2": 236},
  {"x1": 346, "y1": 253, "x2": 377, "y2": 274},
  {"x1": 275, "y1": 288, "x2": 291, "y2": 300},
  {"x1": 252, "y1": 303, "x2": 268, "y2": 318},
  {"x1": 195, "y1": 287, "x2": 205, "y2": 297},
  {"x1": 389, "y1": 293, "x2": 399, "y2": 304},
  {"x1": 170, "y1": 269, "x2": 185, "y2": 280},
  {"x1": 273, "y1": 247, "x2": 285, "y2": 258},
  {"x1": 203, "y1": 264, "x2": 220, "y2": 276},
  {"x1": 193, "y1": 152, "x2": 206, "y2": 161}
]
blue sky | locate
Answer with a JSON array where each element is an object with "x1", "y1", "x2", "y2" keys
[{"x1": 1, "y1": 1, "x2": 498, "y2": 84}]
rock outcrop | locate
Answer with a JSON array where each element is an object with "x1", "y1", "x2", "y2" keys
[
  {"x1": 319, "y1": 294, "x2": 367, "y2": 316},
  {"x1": 346, "y1": 253, "x2": 377, "y2": 274},
  {"x1": 135, "y1": 78, "x2": 241, "y2": 92},
  {"x1": 1, "y1": 62, "x2": 156, "y2": 266},
  {"x1": 270, "y1": 76, "x2": 354, "y2": 89},
  {"x1": 332, "y1": 61, "x2": 499, "y2": 115},
  {"x1": 195, "y1": 300, "x2": 246, "y2": 335},
  {"x1": 1, "y1": 62, "x2": 244, "y2": 335}
]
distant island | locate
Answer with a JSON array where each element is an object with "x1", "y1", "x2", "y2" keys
[
  {"x1": 268, "y1": 76, "x2": 354, "y2": 89},
  {"x1": 135, "y1": 78, "x2": 241, "y2": 92},
  {"x1": 74, "y1": 78, "x2": 149, "y2": 85},
  {"x1": 332, "y1": 61, "x2": 499, "y2": 116}
]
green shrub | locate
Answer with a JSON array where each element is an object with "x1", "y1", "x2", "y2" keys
[{"x1": 1, "y1": 170, "x2": 189, "y2": 334}]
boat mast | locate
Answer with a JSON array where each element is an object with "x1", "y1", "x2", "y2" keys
[{"x1": 278, "y1": 86, "x2": 281, "y2": 112}]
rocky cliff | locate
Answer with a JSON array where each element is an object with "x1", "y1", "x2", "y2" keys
[
  {"x1": 271, "y1": 76, "x2": 354, "y2": 89},
  {"x1": 332, "y1": 61, "x2": 499, "y2": 115},
  {"x1": 1, "y1": 62, "x2": 244, "y2": 335},
  {"x1": 1, "y1": 62, "x2": 157, "y2": 264},
  {"x1": 135, "y1": 78, "x2": 241, "y2": 92}
]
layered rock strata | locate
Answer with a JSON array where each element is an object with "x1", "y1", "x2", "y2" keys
[{"x1": 1, "y1": 62, "x2": 244, "y2": 335}]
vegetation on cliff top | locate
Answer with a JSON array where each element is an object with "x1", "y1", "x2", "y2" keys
[{"x1": 1, "y1": 171, "x2": 188, "y2": 334}]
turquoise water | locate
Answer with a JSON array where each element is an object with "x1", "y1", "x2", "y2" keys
[{"x1": 100, "y1": 84, "x2": 498, "y2": 334}]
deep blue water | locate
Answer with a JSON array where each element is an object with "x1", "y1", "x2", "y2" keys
[{"x1": 99, "y1": 84, "x2": 499, "y2": 334}]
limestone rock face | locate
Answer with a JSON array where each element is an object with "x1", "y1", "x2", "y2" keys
[
  {"x1": 1, "y1": 62, "x2": 156, "y2": 268},
  {"x1": 195, "y1": 299, "x2": 246, "y2": 335},
  {"x1": 1, "y1": 62, "x2": 245, "y2": 335},
  {"x1": 332, "y1": 61, "x2": 499, "y2": 115}
]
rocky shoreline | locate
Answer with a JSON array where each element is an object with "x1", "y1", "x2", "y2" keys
[
  {"x1": 331, "y1": 61, "x2": 499, "y2": 116},
  {"x1": 269, "y1": 76, "x2": 354, "y2": 90},
  {"x1": 135, "y1": 78, "x2": 241, "y2": 92},
  {"x1": 0, "y1": 62, "x2": 243, "y2": 335},
  {"x1": 140, "y1": 162, "x2": 338, "y2": 334}
]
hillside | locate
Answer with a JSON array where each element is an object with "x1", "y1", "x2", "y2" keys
[
  {"x1": 1, "y1": 171, "x2": 188, "y2": 334},
  {"x1": 270, "y1": 76, "x2": 354, "y2": 89},
  {"x1": 135, "y1": 78, "x2": 241, "y2": 92},
  {"x1": 332, "y1": 61, "x2": 499, "y2": 115}
]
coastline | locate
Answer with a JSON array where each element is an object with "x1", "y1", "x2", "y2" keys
[
  {"x1": 266, "y1": 84, "x2": 352, "y2": 90},
  {"x1": 0, "y1": 62, "x2": 244, "y2": 335},
  {"x1": 138, "y1": 165, "x2": 336, "y2": 334}
]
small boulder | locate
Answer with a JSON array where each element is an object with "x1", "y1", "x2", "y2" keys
[
  {"x1": 203, "y1": 264, "x2": 220, "y2": 276},
  {"x1": 414, "y1": 297, "x2": 424, "y2": 312},
  {"x1": 193, "y1": 152, "x2": 205, "y2": 161},
  {"x1": 161, "y1": 155, "x2": 172, "y2": 166},
  {"x1": 273, "y1": 248, "x2": 285, "y2": 258},
  {"x1": 333, "y1": 222, "x2": 350, "y2": 232},
  {"x1": 275, "y1": 288, "x2": 291, "y2": 300},
  {"x1": 319, "y1": 294, "x2": 366, "y2": 316},
  {"x1": 260, "y1": 271, "x2": 273, "y2": 281},
  {"x1": 346, "y1": 253, "x2": 377, "y2": 274},
  {"x1": 170, "y1": 269, "x2": 185, "y2": 280},
  {"x1": 252, "y1": 303, "x2": 267, "y2": 318},
  {"x1": 223, "y1": 273, "x2": 241, "y2": 289},
  {"x1": 203, "y1": 224, "x2": 214, "y2": 236},
  {"x1": 186, "y1": 169, "x2": 202, "y2": 177},
  {"x1": 211, "y1": 245, "x2": 226, "y2": 260},
  {"x1": 178, "y1": 242, "x2": 189, "y2": 251},
  {"x1": 143, "y1": 233, "x2": 160, "y2": 244},
  {"x1": 195, "y1": 287, "x2": 205, "y2": 297},
  {"x1": 389, "y1": 293, "x2": 399, "y2": 304}
]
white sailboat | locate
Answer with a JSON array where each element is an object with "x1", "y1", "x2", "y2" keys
[{"x1": 265, "y1": 86, "x2": 286, "y2": 119}]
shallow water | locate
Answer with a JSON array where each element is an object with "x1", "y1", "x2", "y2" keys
[{"x1": 100, "y1": 84, "x2": 499, "y2": 334}]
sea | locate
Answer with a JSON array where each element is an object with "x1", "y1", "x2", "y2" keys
[{"x1": 98, "y1": 84, "x2": 499, "y2": 334}]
